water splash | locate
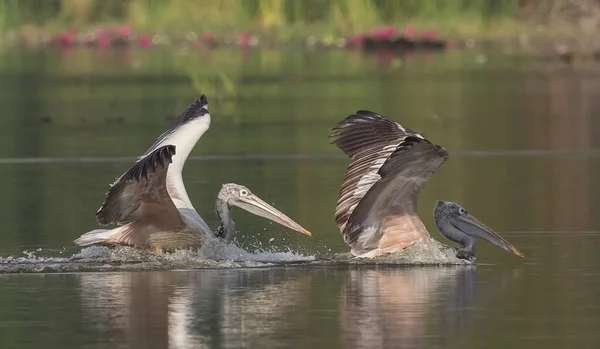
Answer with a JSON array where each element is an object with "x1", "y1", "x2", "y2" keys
[
  {"x1": 0, "y1": 240, "x2": 316, "y2": 274},
  {"x1": 0, "y1": 238, "x2": 471, "y2": 274},
  {"x1": 162, "y1": 238, "x2": 315, "y2": 265}
]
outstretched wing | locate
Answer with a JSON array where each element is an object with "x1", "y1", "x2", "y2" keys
[
  {"x1": 142, "y1": 95, "x2": 211, "y2": 212},
  {"x1": 343, "y1": 136, "x2": 449, "y2": 251},
  {"x1": 96, "y1": 145, "x2": 185, "y2": 232},
  {"x1": 329, "y1": 110, "x2": 424, "y2": 230},
  {"x1": 95, "y1": 96, "x2": 213, "y2": 236}
]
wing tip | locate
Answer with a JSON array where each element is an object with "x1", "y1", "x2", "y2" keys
[
  {"x1": 377, "y1": 135, "x2": 448, "y2": 180},
  {"x1": 171, "y1": 96, "x2": 209, "y2": 128},
  {"x1": 399, "y1": 136, "x2": 448, "y2": 158},
  {"x1": 329, "y1": 110, "x2": 415, "y2": 147},
  {"x1": 95, "y1": 198, "x2": 114, "y2": 226},
  {"x1": 328, "y1": 110, "x2": 388, "y2": 150},
  {"x1": 199, "y1": 94, "x2": 208, "y2": 105},
  {"x1": 197, "y1": 94, "x2": 209, "y2": 112},
  {"x1": 95, "y1": 212, "x2": 109, "y2": 226},
  {"x1": 331, "y1": 110, "x2": 380, "y2": 128},
  {"x1": 330, "y1": 110, "x2": 427, "y2": 142},
  {"x1": 188, "y1": 95, "x2": 209, "y2": 116}
]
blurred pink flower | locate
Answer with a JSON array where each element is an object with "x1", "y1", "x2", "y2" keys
[
  {"x1": 348, "y1": 33, "x2": 366, "y2": 46},
  {"x1": 56, "y1": 28, "x2": 76, "y2": 46},
  {"x1": 98, "y1": 36, "x2": 111, "y2": 48},
  {"x1": 138, "y1": 35, "x2": 152, "y2": 48},
  {"x1": 120, "y1": 25, "x2": 132, "y2": 37},
  {"x1": 238, "y1": 32, "x2": 251, "y2": 47},
  {"x1": 371, "y1": 27, "x2": 397, "y2": 40},
  {"x1": 404, "y1": 25, "x2": 416, "y2": 38}
]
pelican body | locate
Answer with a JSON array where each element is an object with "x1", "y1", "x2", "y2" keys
[
  {"x1": 329, "y1": 111, "x2": 523, "y2": 261},
  {"x1": 75, "y1": 95, "x2": 311, "y2": 252}
]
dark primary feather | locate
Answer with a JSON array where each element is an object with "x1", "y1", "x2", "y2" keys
[
  {"x1": 329, "y1": 110, "x2": 423, "y2": 229},
  {"x1": 344, "y1": 136, "x2": 449, "y2": 245},
  {"x1": 126, "y1": 145, "x2": 176, "y2": 181},
  {"x1": 330, "y1": 110, "x2": 417, "y2": 158},
  {"x1": 377, "y1": 137, "x2": 448, "y2": 178},
  {"x1": 96, "y1": 145, "x2": 177, "y2": 225},
  {"x1": 143, "y1": 95, "x2": 209, "y2": 156}
]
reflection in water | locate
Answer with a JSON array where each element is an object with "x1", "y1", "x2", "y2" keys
[
  {"x1": 77, "y1": 267, "x2": 518, "y2": 349},
  {"x1": 219, "y1": 273, "x2": 312, "y2": 348},
  {"x1": 79, "y1": 272, "x2": 207, "y2": 349},
  {"x1": 78, "y1": 269, "x2": 312, "y2": 349},
  {"x1": 340, "y1": 267, "x2": 476, "y2": 349},
  {"x1": 339, "y1": 267, "x2": 520, "y2": 349}
]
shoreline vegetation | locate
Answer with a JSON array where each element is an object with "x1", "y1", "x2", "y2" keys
[{"x1": 1, "y1": 0, "x2": 600, "y2": 60}]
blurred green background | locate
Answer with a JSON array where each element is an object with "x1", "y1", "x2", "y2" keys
[{"x1": 0, "y1": 0, "x2": 597, "y2": 45}]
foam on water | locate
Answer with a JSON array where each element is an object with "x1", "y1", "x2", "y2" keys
[
  {"x1": 327, "y1": 239, "x2": 471, "y2": 266},
  {"x1": 0, "y1": 240, "x2": 317, "y2": 274},
  {"x1": 0, "y1": 238, "x2": 471, "y2": 274},
  {"x1": 161, "y1": 238, "x2": 315, "y2": 265}
]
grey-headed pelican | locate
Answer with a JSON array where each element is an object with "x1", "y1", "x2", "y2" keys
[{"x1": 330, "y1": 110, "x2": 523, "y2": 261}]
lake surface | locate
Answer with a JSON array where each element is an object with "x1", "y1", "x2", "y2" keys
[{"x1": 0, "y1": 47, "x2": 599, "y2": 348}]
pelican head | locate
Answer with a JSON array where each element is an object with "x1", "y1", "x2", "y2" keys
[
  {"x1": 434, "y1": 201, "x2": 524, "y2": 261},
  {"x1": 215, "y1": 183, "x2": 312, "y2": 243}
]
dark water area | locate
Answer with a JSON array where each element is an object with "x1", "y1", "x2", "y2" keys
[{"x1": 0, "y1": 47, "x2": 599, "y2": 348}]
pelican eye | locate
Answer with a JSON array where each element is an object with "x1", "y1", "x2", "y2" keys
[
  {"x1": 459, "y1": 207, "x2": 467, "y2": 215},
  {"x1": 240, "y1": 189, "x2": 248, "y2": 196}
]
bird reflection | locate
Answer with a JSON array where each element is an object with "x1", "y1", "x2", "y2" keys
[
  {"x1": 339, "y1": 267, "x2": 476, "y2": 349},
  {"x1": 77, "y1": 269, "x2": 312, "y2": 349},
  {"x1": 339, "y1": 267, "x2": 519, "y2": 349},
  {"x1": 218, "y1": 272, "x2": 313, "y2": 347},
  {"x1": 77, "y1": 267, "x2": 517, "y2": 349},
  {"x1": 79, "y1": 272, "x2": 210, "y2": 349}
]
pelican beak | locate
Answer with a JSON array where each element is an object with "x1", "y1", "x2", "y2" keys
[
  {"x1": 231, "y1": 194, "x2": 312, "y2": 237},
  {"x1": 456, "y1": 215, "x2": 524, "y2": 258}
]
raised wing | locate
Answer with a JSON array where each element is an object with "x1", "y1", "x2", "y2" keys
[
  {"x1": 343, "y1": 136, "x2": 449, "y2": 252},
  {"x1": 329, "y1": 110, "x2": 424, "y2": 231},
  {"x1": 96, "y1": 145, "x2": 185, "y2": 232},
  {"x1": 143, "y1": 95, "x2": 209, "y2": 158},
  {"x1": 143, "y1": 95, "x2": 211, "y2": 211}
]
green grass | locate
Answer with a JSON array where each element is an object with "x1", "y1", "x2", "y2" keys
[{"x1": 0, "y1": 0, "x2": 592, "y2": 45}]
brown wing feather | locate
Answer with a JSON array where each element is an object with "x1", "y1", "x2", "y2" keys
[
  {"x1": 343, "y1": 136, "x2": 449, "y2": 252},
  {"x1": 329, "y1": 111, "x2": 424, "y2": 229},
  {"x1": 96, "y1": 145, "x2": 185, "y2": 232}
]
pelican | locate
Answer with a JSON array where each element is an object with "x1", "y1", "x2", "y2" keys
[
  {"x1": 329, "y1": 110, "x2": 524, "y2": 261},
  {"x1": 74, "y1": 95, "x2": 311, "y2": 253}
]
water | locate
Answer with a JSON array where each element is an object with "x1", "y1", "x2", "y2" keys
[{"x1": 0, "y1": 48, "x2": 600, "y2": 348}]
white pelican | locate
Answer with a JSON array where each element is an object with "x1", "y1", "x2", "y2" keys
[
  {"x1": 75, "y1": 95, "x2": 311, "y2": 252},
  {"x1": 329, "y1": 110, "x2": 524, "y2": 261}
]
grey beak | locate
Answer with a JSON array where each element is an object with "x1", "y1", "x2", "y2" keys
[{"x1": 455, "y1": 215, "x2": 524, "y2": 258}]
